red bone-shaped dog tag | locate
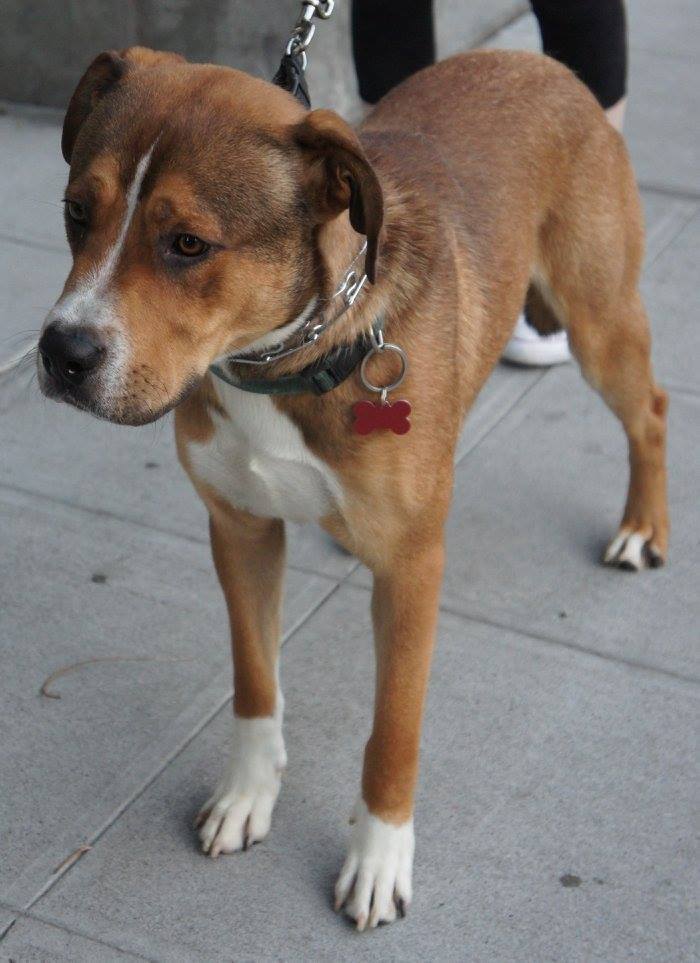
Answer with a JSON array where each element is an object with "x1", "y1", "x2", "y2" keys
[{"x1": 352, "y1": 399, "x2": 412, "y2": 435}]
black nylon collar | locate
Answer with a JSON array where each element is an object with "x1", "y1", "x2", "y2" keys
[{"x1": 210, "y1": 317, "x2": 383, "y2": 396}]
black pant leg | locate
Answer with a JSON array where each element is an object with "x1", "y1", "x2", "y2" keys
[
  {"x1": 530, "y1": 0, "x2": 627, "y2": 108},
  {"x1": 351, "y1": 0, "x2": 435, "y2": 104}
]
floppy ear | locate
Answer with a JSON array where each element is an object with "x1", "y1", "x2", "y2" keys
[
  {"x1": 62, "y1": 50, "x2": 127, "y2": 163},
  {"x1": 294, "y1": 109, "x2": 384, "y2": 283},
  {"x1": 62, "y1": 47, "x2": 186, "y2": 164}
]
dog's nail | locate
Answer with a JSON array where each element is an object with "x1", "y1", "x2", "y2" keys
[
  {"x1": 242, "y1": 816, "x2": 251, "y2": 851},
  {"x1": 356, "y1": 913, "x2": 367, "y2": 932},
  {"x1": 397, "y1": 897, "x2": 407, "y2": 918},
  {"x1": 618, "y1": 559, "x2": 638, "y2": 572}
]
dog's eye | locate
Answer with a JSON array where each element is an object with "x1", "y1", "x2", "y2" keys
[
  {"x1": 64, "y1": 200, "x2": 88, "y2": 224},
  {"x1": 172, "y1": 233, "x2": 209, "y2": 258}
]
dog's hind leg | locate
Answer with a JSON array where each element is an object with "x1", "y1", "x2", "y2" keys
[
  {"x1": 534, "y1": 174, "x2": 669, "y2": 569},
  {"x1": 568, "y1": 290, "x2": 668, "y2": 569}
]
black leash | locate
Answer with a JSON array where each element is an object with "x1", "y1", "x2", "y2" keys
[
  {"x1": 272, "y1": 54, "x2": 311, "y2": 109},
  {"x1": 271, "y1": 0, "x2": 335, "y2": 108}
]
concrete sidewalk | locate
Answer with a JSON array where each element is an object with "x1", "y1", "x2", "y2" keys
[{"x1": 1, "y1": 3, "x2": 698, "y2": 961}]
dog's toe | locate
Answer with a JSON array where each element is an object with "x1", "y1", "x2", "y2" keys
[
  {"x1": 198, "y1": 789, "x2": 276, "y2": 857},
  {"x1": 335, "y1": 800, "x2": 413, "y2": 931},
  {"x1": 603, "y1": 527, "x2": 665, "y2": 571}
]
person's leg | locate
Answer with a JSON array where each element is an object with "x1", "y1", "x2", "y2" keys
[
  {"x1": 531, "y1": 0, "x2": 627, "y2": 117},
  {"x1": 351, "y1": 0, "x2": 434, "y2": 104},
  {"x1": 503, "y1": 0, "x2": 628, "y2": 367}
]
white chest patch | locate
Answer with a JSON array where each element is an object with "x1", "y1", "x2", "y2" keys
[{"x1": 187, "y1": 379, "x2": 342, "y2": 523}]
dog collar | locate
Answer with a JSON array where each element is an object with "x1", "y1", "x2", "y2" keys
[{"x1": 210, "y1": 316, "x2": 384, "y2": 396}]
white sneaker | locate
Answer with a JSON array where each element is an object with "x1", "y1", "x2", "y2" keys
[{"x1": 501, "y1": 312, "x2": 571, "y2": 367}]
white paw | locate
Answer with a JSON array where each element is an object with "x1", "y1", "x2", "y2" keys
[
  {"x1": 196, "y1": 713, "x2": 286, "y2": 858},
  {"x1": 334, "y1": 799, "x2": 414, "y2": 931},
  {"x1": 603, "y1": 527, "x2": 664, "y2": 571}
]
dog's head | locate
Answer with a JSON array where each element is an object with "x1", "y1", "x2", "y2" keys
[{"x1": 37, "y1": 47, "x2": 383, "y2": 424}]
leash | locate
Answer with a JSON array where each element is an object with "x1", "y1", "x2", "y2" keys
[
  {"x1": 272, "y1": 0, "x2": 335, "y2": 108},
  {"x1": 210, "y1": 0, "x2": 412, "y2": 434}
]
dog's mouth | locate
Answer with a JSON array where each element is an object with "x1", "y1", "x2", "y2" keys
[{"x1": 38, "y1": 356, "x2": 202, "y2": 427}]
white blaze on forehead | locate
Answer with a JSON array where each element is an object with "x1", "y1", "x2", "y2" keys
[
  {"x1": 48, "y1": 143, "x2": 156, "y2": 329},
  {"x1": 93, "y1": 143, "x2": 156, "y2": 292}
]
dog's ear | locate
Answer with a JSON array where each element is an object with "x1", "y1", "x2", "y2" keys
[
  {"x1": 294, "y1": 109, "x2": 384, "y2": 283},
  {"x1": 62, "y1": 51, "x2": 127, "y2": 163},
  {"x1": 62, "y1": 47, "x2": 186, "y2": 164}
]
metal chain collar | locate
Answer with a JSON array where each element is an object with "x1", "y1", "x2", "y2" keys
[
  {"x1": 226, "y1": 242, "x2": 368, "y2": 367},
  {"x1": 285, "y1": 0, "x2": 335, "y2": 72}
]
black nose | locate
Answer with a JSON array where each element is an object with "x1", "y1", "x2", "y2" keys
[{"x1": 39, "y1": 324, "x2": 106, "y2": 387}]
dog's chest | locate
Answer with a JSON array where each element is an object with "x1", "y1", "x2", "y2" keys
[{"x1": 187, "y1": 381, "x2": 342, "y2": 523}]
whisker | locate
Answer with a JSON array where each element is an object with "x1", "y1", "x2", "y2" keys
[
  {"x1": 0, "y1": 342, "x2": 39, "y2": 377},
  {"x1": 0, "y1": 330, "x2": 41, "y2": 349}
]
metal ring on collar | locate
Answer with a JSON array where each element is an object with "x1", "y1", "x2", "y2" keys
[{"x1": 360, "y1": 342, "x2": 408, "y2": 395}]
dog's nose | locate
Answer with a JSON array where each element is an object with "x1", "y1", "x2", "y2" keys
[{"x1": 39, "y1": 324, "x2": 106, "y2": 387}]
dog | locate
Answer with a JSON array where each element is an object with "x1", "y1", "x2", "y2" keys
[{"x1": 37, "y1": 45, "x2": 668, "y2": 930}]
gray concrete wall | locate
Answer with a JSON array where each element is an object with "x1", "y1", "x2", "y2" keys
[{"x1": 0, "y1": 1, "x2": 526, "y2": 115}]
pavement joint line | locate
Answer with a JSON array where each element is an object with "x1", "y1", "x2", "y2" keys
[
  {"x1": 468, "y1": 4, "x2": 529, "y2": 48},
  {"x1": 630, "y1": 45, "x2": 699, "y2": 65},
  {"x1": 638, "y1": 182, "x2": 700, "y2": 204},
  {"x1": 0, "y1": 230, "x2": 67, "y2": 255},
  {"x1": 437, "y1": 601, "x2": 700, "y2": 690},
  {"x1": 456, "y1": 369, "x2": 548, "y2": 466},
  {"x1": 17, "y1": 574, "x2": 342, "y2": 917},
  {"x1": 0, "y1": 912, "x2": 19, "y2": 943},
  {"x1": 644, "y1": 206, "x2": 699, "y2": 270},
  {"x1": 0, "y1": 99, "x2": 63, "y2": 124},
  {"x1": 0, "y1": 477, "x2": 352, "y2": 583},
  {"x1": 662, "y1": 381, "x2": 700, "y2": 399},
  {"x1": 339, "y1": 579, "x2": 700, "y2": 690},
  {"x1": 0, "y1": 907, "x2": 152, "y2": 960},
  {"x1": 0, "y1": 477, "x2": 211, "y2": 546}
]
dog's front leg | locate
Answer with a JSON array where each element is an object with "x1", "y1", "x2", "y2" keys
[
  {"x1": 336, "y1": 540, "x2": 445, "y2": 929},
  {"x1": 196, "y1": 506, "x2": 286, "y2": 857}
]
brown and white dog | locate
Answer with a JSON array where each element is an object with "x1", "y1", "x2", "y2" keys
[{"x1": 37, "y1": 46, "x2": 668, "y2": 929}]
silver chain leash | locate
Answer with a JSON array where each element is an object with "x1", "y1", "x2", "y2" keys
[{"x1": 285, "y1": 0, "x2": 335, "y2": 72}]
